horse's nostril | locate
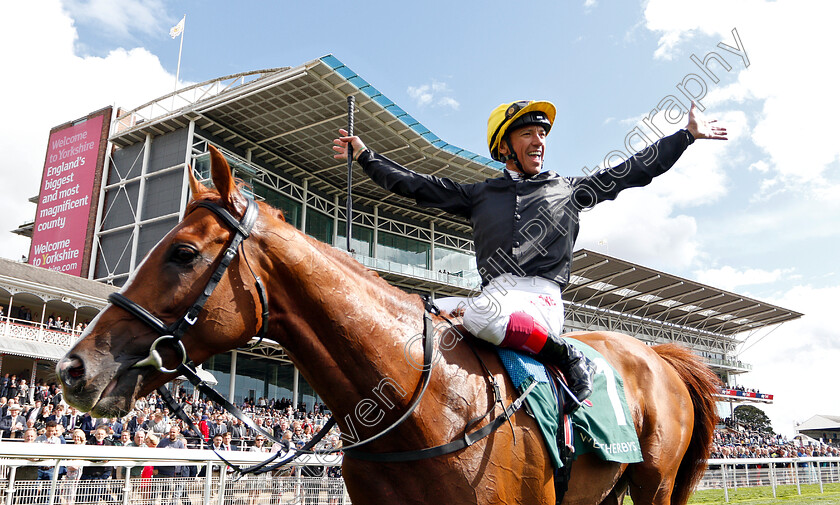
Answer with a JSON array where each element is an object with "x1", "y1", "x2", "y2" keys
[
  {"x1": 59, "y1": 357, "x2": 85, "y2": 382},
  {"x1": 68, "y1": 361, "x2": 84, "y2": 379}
]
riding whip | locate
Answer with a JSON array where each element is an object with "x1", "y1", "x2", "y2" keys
[{"x1": 346, "y1": 95, "x2": 355, "y2": 252}]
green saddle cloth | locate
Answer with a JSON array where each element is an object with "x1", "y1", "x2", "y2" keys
[{"x1": 567, "y1": 338, "x2": 643, "y2": 463}]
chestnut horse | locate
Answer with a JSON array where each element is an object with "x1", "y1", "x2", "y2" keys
[{"x1": 57, "y1": 146, "x2": 719, "y2": 505}]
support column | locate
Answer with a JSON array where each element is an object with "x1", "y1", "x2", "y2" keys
[
  {"x1": 300, "y1": 180, "x2": 308, "y2": 233},
  {"x1": 292, "y1": 367, "x2": 299, "y2": 411},
  {"x1": 373, "y1": 206, "x2": 379, "y2": 259},
  {"x1": 333, "y1": 195, "x2": 340, "y2": 248},
  {"x1": 38, "y1": 302, "x2": 47, "y2": 341},
  {"x1": 129, "y1": 134, "x2": 153, "y2": 272},
  {"x1": 228, "y1": 350, "x2": 238, "y2": 404},
  {"x1": 429, "y1": 221, "x2": 435, "y2": 273},
  {"x1": 3, "y1": 293, "x2": 12, "y2": 337},
  {"x1": 29, "y1": 361, "x2": 37, "y2": 404}
]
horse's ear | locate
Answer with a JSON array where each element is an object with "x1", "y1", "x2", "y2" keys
[
  {"x1": 188, "y1": 166, "x2": 209, "y2": 200},
  {"x1": 208, "y1": 145, "x2": 248, "y2": 216}
]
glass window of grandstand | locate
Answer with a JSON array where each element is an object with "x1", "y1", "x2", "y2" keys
[
  {"x1": 434, "y1": 246, "x2": 479, "y2": 284},
  {"x1": 377, "y1": 231, "x2": 430, "y2": 269},
  {"x1": 193, "y1": 150, "x2": 255, "y2": 182},
  {"x1": 193, "y1": 153, "x2": 211, "y2": 181},
  {"x1": 193, "y1": 151, "x2": 254, "y2": 188},
  {"x1": 253, "y1": 184, "x2": 302, "y2": 229},
  {"x1": 305, "y1": 209, "x2": 333, "y2": 244},
  {"x1": 201, "y1": 353, "x2": 322, "y2": 410},
  {"x1": 194, "y1": 151, "x2": 304, "y2": 229},
  {"x1": 335, "y1": 221, "x2": 373, "y2": 256},
  {"x1": 264, "y1": 189, "x2": 301, "y2": 229}
]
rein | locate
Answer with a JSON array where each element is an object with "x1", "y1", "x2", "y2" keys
[{"x1": 109, "y1": 197, "x2": 535, "y2": 473}]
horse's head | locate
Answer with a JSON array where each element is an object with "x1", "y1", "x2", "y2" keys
[{"x1": 57, "y1": 146, "x2": 273, "y2": 416}]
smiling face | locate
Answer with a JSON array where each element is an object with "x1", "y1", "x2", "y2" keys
[{"x1": 499, "y1": 125, "x2": 548, "y2": 176}]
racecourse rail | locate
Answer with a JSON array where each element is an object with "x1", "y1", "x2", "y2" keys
[{"x1": 0, "y1": 443, "x2": 837, "y2": 504}]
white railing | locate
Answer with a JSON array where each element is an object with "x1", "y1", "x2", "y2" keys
[
  {"x1": 2, "y1": 319, "x2": 80, "y2": 348},
  {"x1": 351, "y1": 253, "x2": 481, "y2": 290},
  {"x1": 700, "y1": 457, "x2": 840, "y2": 502},
  {"x1": 4, "y1": 443, "x2": 839, "y2": 504},
  {"x1": 0, "y1": 442, "x2": 345, "y2": 505}
]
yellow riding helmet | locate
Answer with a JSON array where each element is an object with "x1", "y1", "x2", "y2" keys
[{"x1": 487, "y1": 100, "x2": 556, "y2": 161}]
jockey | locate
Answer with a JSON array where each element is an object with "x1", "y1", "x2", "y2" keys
[{"x1": 333, "y1": 100, "x2": 726, "y2": 412}]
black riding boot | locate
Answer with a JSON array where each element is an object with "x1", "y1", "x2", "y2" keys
[{"x1": 536, "y1": 334, "x2": 596, "y2": 414}]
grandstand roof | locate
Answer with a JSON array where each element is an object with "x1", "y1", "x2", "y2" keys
[
  {"x1": 0, "y1": 257, "x2": 116, "y2": 304},
  {"x1": 112, "y1": 55, "x2": 503, "y2": 235},
  {"x1": 567, "y1": 249, "x2": 802, "y2": 336},
  {"x1": 797, "y1": 415, "x2": 840, "y2": 431}
]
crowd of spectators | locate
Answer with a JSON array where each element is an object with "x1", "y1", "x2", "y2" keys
[
  {"x1": 4, "y1": 388, "x2": 343, "y2": 504},
  {"x1": 2, "y1": 387, "x2": 338, "y2": 450},
  {"x1": 0, "y1": 304, "x2": 90, "y2": 334},
  {"x1": 0, "y1": 376, "x2": 62, "y2": 407},
  {"x1": 711, "y1": 419, "x2": 840, "y2": 459},
  {"x1": 721, "y1": 384, "x2": 764, "y2": 396}
]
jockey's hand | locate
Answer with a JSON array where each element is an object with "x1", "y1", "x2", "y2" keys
[
  {"x1": 686, "y1": 102, "x2": 728, "y2": 141},
  {"x1": 332, "y1": 129, "x2": 368, "y2": 161}
]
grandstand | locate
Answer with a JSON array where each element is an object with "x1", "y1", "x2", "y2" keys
[{"x1": 5, "y1": 54, "x2": 801, "y2": 413}]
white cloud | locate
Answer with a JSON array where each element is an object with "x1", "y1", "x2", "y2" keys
[
  {"x1": 644, "y1": 0, "x2": 840, "y2": 185},
  {"x1": 0, "y1": 0, "x2": 178, "y2": 261},
  {"x1": 64, "y1": 0, "x2": 170, "y2": 40},
  {"x1": 578, "y1": 183, "x2": 702, "y2": 270},
  {"x1": 693, "y1": 265, "x2": 791, "y2": 291},
  {"x1": 575, "y1": 108, "x2": 745, "y2": 269},
  {"x1": 634, "y1": 8, "x2": 840, "y2": 441},
  {"x1": 739, "y1": 284, "x2": 840, "y2": 436},
  {"x1": 407, "y1": 80, "x2": 460, "y2": 110}
]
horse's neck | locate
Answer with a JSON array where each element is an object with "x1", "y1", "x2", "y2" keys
[{"x1": 263, "y1": 227, "x2": 426, "y2": 421}]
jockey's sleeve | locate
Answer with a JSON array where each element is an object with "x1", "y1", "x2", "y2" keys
[
  {"x1": 570, "y1": 129, "x2": 694, "y2": 208},
  {"x1": 357, "y1": 149, "x2": 474, "y2": 218}
]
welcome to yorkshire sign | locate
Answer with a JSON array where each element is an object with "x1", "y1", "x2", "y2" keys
[{"x1": 29, "y1": 109, "x2": 109, "y2": 277}]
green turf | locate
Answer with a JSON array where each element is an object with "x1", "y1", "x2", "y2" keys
[{"x1": 625, "y1": 483, "x2": 840, "y2": 504}]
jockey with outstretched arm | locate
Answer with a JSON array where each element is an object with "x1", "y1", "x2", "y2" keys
[{"x1": 333, "y1": 100, "x2": 726, "y2": 412}]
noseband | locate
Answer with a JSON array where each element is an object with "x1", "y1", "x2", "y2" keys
[{"x1": 109, "y1": 199, "x2": 268, "y2": 373}]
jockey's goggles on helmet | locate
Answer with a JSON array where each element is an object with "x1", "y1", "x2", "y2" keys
[{"x1": 487, "y1": 100, "x2": 556, "y2": 162}]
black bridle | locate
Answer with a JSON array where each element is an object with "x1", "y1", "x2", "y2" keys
[
  {"x1": 109, "y1": 199, "x2": 268, "y2": 374},
  {"x1": 107, "y1": 197, "x2": 535, "y2": 473}
]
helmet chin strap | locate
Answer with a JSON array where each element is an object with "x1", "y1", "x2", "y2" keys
[{"x1": 499, "y1": 137, "x2": 527, "y2": 176}]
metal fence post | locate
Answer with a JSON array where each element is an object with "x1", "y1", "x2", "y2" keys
[
  {"x1": 5, "y1": 466, "x2": 17, "y2": 505},
  {"x1": 122, "y1": 468, "x2": 132, "y2": 505},
  {"x1": 203, "y1": 462, "x2": 213, "y2": 505},
  {"x1": 216, "y1": 466, "x2": 227, "y2": 505},
  {"x1": 48, "y1": 459, "x2": 61, "y2": 505},
  {"x1": 722, "y1": 463, "x2": 729, "y2": 503},
  {"x1": 817, "y1": 460, "x2": 823, "y2": 493},
  {"x1": 770, "y1": 461, "x2": 776, "y2": 498}
]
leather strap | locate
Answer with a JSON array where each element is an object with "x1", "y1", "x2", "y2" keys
[{"x1": 344, "y1": 379, "x2": 536, "y2": 462}]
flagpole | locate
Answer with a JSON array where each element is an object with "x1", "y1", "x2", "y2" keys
[{"x1": 173, "y1": 15, "x2": 185, "y2": 109}]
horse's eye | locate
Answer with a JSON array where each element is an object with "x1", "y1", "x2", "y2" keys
[{"x1": 170, "y1": 245, "x2": 198, "y2": 265}]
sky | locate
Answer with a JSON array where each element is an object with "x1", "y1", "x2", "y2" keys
[{"x1": 1, "y1": 0, "x2": 838, "y2": 437}]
